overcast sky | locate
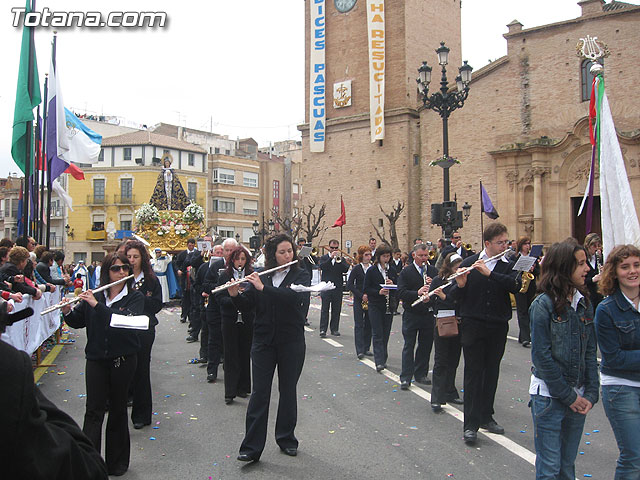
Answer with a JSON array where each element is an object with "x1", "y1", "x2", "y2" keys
[{"x1": 1, "y1": 0, "x2": 591, "y2": 175}]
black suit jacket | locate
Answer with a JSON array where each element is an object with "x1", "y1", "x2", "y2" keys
[
  {"x1": 449, "y1": 253, "x2": 520, "y2": 325},
  {"x1": 391, "y1": 258, "x2": 404, "y2": 275},
  {"x1": 175, "y1": 248, "x2": 202, "y2": 273},
  {"x1": 132, "y1": 274, "x2": 163, "y2": 329},
  {"x1": 397, "y1": 262, "x2": 438, "y2": 315},
  {"x1": 440, "y1": 243, "x2": 472, "y2": 261},
  {"x1": 347, "y1": 264, "x2": 367, "y2": 302},
  {"x1": 364, "y1": 264, "x2": 398, "y2": 308},
  {"x1": 203, "y1": 258, "x2": 226, "y2": 311},
  {"x1": 318, "y1": 254, "x2": 349, "y2": 291},
  {"x1": 0, "y1": 340, "x2": 108, "y2": 479},
  {"x1": 0, "y1": 263, "x2": 39, "y2": 296}
]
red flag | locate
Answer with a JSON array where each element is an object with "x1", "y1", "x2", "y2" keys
[
  {"x1": 65, "y1": 163, "x2": 85, "y2": 180},
  {"x1": 332, "y1": 196, "x2": 346, "y2": 227}
]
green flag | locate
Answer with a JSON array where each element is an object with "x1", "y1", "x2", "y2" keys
[{"x1": 11, "y1": 0, "x2": 41, "y2": 174}]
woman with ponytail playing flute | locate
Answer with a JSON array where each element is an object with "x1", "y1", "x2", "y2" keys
[
  {"x1": 364, "y1": 244, "x2": 397, "y2": 373},
  {"x1": 236, "y1": 234, "x2": 310, "y2": 462},
  {"x1": 61, "y1": 253, "x2": 144, "y2": 476}
]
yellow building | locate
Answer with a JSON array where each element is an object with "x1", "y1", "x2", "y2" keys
[{"x1": 66, "y1": 131, "x2": 207, "y2": 263}]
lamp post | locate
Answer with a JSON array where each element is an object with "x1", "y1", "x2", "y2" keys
[
  {"x1": 250, "y1": 215, "x2": 275, "y2": 254},
  {"x1": 417, "y1": 41, "x2": 473, "y2": 241}
]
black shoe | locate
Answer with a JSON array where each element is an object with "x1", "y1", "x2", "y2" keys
[
  {"x1": 237, "y1": 392, "x2": 249, "y2": 398},
  {"x1": 480, "y1": 420, "x2": 505, "y2": 434},
  {"x1": 449, "y1": 398, "x2": 464, "y2": 405},
  {"x1": 207, "y1": 374, "x2": 217, "y2": 383},
  {"x1": 133, "y1": 422, "x2": 145, "y2": 429},
  {"x1": 400, "y1": 382, "x2": 410, "y2": 391},
  {"x1": 331, "y1": 331, "x2": 340, "y2": 336},
  {"x1": 414, "y1": 377, "x2": 431, "y2": 385},
  {"x1": 431, "y1": 403, "x2": 443, "y2": 413},
  {"x1": 463, "y1": 429, "x2": 477, "y2": 444},
  {"x1": 225, "y1": 397, "x2": 234, "y2": 405},
  {"x1": 304, "y1": 320, "x2": 310, "y2": 326},
  {"x1": 281, "y1": 447, "x2": 297, "y2": 457},
  {"x1": 364, "y1": 351, "x2": 374, "y2": 357},
  {"x1": 237, "y1": 454, "x2": 259, "y2": 462},
  {"x1": 319, "y1": 331, "x2": 327, "y2": 338},
  {"x1": 127, "y1": 398, "x2": 133, "y2": 407},
  {"x1": 376, "y1": 364, "x2": 385, "y2": 372},
  {"x1": 522, "y1": 341, "x2": 531, "y2": 348},
  {"x1": 185, "y1": 335, "x2": 198, "y2": 343},
  {"x1": 180, "y1": 317, "x2": 187, "y2": 324},
  {"x1": 357, "y1": 353, "x2": 365, "y2": 360}
]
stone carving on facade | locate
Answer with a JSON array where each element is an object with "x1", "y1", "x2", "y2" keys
[
  {"x1": 518, "y1": 216, "x2": 534, "y2": 235},
  {"x1": 505, "y1": 170, "x2": 519, "y2": 191},
  {"x1": 532, "y1": 166, "x2": 551, "y2": 178}
]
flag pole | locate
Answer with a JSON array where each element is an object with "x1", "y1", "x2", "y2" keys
[
  {"x1": 480, "y1": 181, "x2": 484, "y2": 242},
  {"x1": 33, "y1": 106, "x2": 41, "y2": 242},
  {"x1": 340, "y1": 196, "x2": 344, "y2": 251},
  {"x1": 46, "y1": 32, "x2": 57, "y2": 249},
  {"x1": 40, "y1": 75, "x2": 48, "y2": 245}
]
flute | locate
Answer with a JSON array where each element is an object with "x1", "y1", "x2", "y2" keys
[
  {"x1": 410, "y1": 250, "x2": 510, "y2": 307},
  {"x1": 41, "y1": 274, "x2": 135, "y2": 315},
  {"x1": 210, "y1": 260, "x2": 298, "y2": 295}
]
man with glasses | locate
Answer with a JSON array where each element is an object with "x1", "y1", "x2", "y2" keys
[
  {"x1": 436, "y1": 231, "x2": 471, "y2": 270},
  {"x1": 449, "y1": 223, "x2": 521, "y2": 445},
  {"x1": 318, "y1": 240, "x2": 349, "y2": 337}
]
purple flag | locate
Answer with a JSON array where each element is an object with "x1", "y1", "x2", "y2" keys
[
  {"x1": 46, "y1": 58, "x2": 71, "y2": 181},
  {"x1": 481, "y1": 182, "x2": 499, "y2": 219}
]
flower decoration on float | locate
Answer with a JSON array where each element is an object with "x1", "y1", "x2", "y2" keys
[
  {"x1": 135, "y1": 203, "x2": 161, "y2": 225},
  {"x1": 182, "y1": 202, "x2": 205, "y2": 224}
]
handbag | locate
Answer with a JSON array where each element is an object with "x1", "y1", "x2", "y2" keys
[{"x1": 437, "y1": 315, "x2": 459, "y2": 337}]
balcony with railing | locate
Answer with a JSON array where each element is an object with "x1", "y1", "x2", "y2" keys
[
  {"x1": 87, "y1": 195, "x2": 107, "y2": 206},
  {"x1": 51, "y1": 208, "x2": 64, "y2": 218},
  {"x1": 115, "y1": 229, "x2": 134, "y2": 239},
  {"x1": 86, "y1": 229, "x2": 106, "y2": 241},
  {"x1": 114, "y1": 194, "x2": 135, "y2": 205}
]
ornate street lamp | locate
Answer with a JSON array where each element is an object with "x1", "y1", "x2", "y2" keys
[{"x1": 417, "y1": 41, "x2": 473, "y2": 241}]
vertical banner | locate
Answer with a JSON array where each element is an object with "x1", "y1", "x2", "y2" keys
[
  {"x1": 309, "y1": 0, "x2": 326, "y2": 152},
  {"x1": 367, "y1": 0, "x2": 385, "y2": 142}
]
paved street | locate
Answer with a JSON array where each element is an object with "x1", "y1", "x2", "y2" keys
[{"x1": 38, "y1": 297, "x2": 618, "y2": 479}]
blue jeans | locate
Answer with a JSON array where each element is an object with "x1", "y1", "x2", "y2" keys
[
  {"x1": 602, "y1": 384, "x2": 640, "y2": 480},
  {"x1": 530, "y1": 394, "x2": 586, "y2": 480}
]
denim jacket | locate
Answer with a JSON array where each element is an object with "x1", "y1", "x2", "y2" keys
[
  {"x1": 594, "y1": 288, "x2": 640, "y2": 382},
  {"x1": 529, "y1": 293, "x2": 599, "y2": 406}
]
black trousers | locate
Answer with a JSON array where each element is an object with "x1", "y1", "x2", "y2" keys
[
  {"x1": 399, "y1": 310, "x2": 434, "y2": 383},
  {"x1": 131, "y1": 328, "x2": 155, "y2": 425},
  {"x1": 206, "y1": 306, "x2": 223, "y2": 376},
  {"x1": 515, "y1": 289, "x2": 534, "y2": 343},
  {"x1": 221, "y1": 313, "x2": 253, "y2": 399},
  {"x1": 180, "y1": 277, "x2": 191, "y2": 321},
  {"x1": 84, "y1": 355, "x2": 137, "y2": 475},
  {"x1": 368, "y1": 303, "x2": 393, "y2": 367},
  {"x1": 431, "y1": 325, "x2": 462, "y2": 404},
  {"x1": 199, "y1": 307, "x2": 209, "y2": 360},
  {"x1": 189, "y1": 293, "x2": 204, "y2": 339},
  {"x1": 352, "y1": 301, "x2": 372, "y2": 356},
  {"x1": 239, "y1": 341, "x2": 306, "y2": 459},
  {"x1": 300, "y1": 292, "x2": 311, "y2": 322},
  {"x1": 461, "y1": 319, "x2": 508, "y2": 431},
  {"x1": 320, "y1": 290, "x2": 342, "y2": 333}
]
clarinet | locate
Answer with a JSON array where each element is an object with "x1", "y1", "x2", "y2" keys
[{"x1": 384, "y1": 263, "x2": 392, "y2": 315}]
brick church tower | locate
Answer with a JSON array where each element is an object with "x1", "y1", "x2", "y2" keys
[{"x1": 300, "y1": 0, "x2": 463, "y2": 250}]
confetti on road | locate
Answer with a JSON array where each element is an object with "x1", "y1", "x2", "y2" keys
[
  {"x1": 149, "y1": 437, "x2": 156, "y2": 440},
  {"x1": 329, "y1": 430, "x2": 335, "y2": 434},
  {"x1": 585, "y1": 441, "x2": 591, "y2": 445},
  {"x1": 592, "y1": 429, "x2": 599, "y2": 433}
]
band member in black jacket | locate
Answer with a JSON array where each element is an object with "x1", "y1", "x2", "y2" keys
[
  {"x1": 214, "y1": 246, "x2": 255, "y2": 405},
  {"x1": 436, "y1": 231, "x2": 472, "y2": 269},
  {"x1": 202, "y1": 238, "x2": 237, "y2": 382},
  {"x1": 236, "y1": 234, "x2": 311, "y2": 462},
  {"x1": 347, "y1": 245, "x2": 373, "y2": 359},
  {"x1": 297, "y1": 238, "x2": 316, "y2": 326},
  {"x1": 428, "y1": 253, "x2": 464, "y2": 412},
  {"x1": 449, "y1": 223, "x2": 520, "y2": 445},
  {"x1": 125, "y1": 241, "x2": 163, "y2": 430},
  {"x1": 364, "y1": 244, "x2": 398, "y2": 372},
  {"x1": 62, "y1": 253, "x2": 144, "y2": 476},
  {"x1": 175, "y1": 238, "x2": 201, "y2": 323},
  {"x1": 397, "y1": 244, "x2": 438, "y2": 389},
  {"x1": 513, "y1": 236, "x2": 540, "y2": 347},
  {"x1": 318, "y1": 239, "x2": 349, "y2": 337},
  {"x1": 583, "y1": 232, "x2": 603, "y2": 309}
]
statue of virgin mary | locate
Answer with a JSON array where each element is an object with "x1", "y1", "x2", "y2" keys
[{"x1": 150, "y1": 157, "x2": 190, "y2": 211}]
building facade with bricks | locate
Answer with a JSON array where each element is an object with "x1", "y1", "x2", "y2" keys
[{"x1": 300, "y1": 0, "x2": 640, "y2": 251}]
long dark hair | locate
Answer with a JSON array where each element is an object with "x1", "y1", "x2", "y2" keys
[
  {"x1": 537, "y1": 240, "x2": 589, "y2": 314},
  {"x1": 100, "y1": 252, "x2": 134, "y2": 292},
  {"x1": 438, "y1": 252, "x2": 463, "y2": 279},
  {"x1": 225, "y1": 246, "x2": 254, "y2": 278},
  {"x1": 373, "y1": 244, "x2": 392, "y2": 265},
  {"x1": 264, "y1": 233, "x2": 299, "y2": 271},
  {"x1": 125, "y1": 240, "x2": 157, "y2": 282}
]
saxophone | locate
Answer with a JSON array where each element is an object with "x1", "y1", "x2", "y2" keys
[{"x1": 519, "y1": 271, "x2": 535, "y2": 293}]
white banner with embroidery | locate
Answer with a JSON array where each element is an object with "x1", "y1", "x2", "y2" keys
[
  {"x1": 367, "y1": 0, "x2": 385, "y2": 142},
  {"x1": 309, "y1": 0, "x2": 326, "y2": 152}
]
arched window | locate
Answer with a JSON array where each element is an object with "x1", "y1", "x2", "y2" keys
[{"x1": 581, "y1": 58, "x2": 604, "y2": 102}]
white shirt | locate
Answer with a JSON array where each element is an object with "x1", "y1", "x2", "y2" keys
[
  {"x1": 271, "y1": 268, "x2": 290, "y2": 288},
  {"x1": 478, "y1": 249, "x2": 509, "y2": 272},
  {"x1": 413, "y1": 261, "x2": 426, "y2": 276},
  {"x1": 106, "y1": 284, "x2": 129, "y2": 308}
]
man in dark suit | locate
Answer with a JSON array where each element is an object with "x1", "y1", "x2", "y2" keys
[
  {"x1": 390, "y1": 248, "x2": 404, "y2": 314},
  {"x1": 297, "y1": 238, "x2": 316, "y2": 326},
  {"x1": 397, "y1": 244, "x2": 439, "y2": 389},
  {"x1": 318, "y1": 239, "x2": 349, "y2": 337},
  {"x1": 202, "y1": 238, "x2": 237, "y2": 382},
  {"x1": 449, "y1": 223, "x2": 520, "y2": 445},
  {"x1": 436, "y1": 231, "x2": 472, "y2": 269},
  {"x1": 175, "y1": 238, "x2": 201, "y2": 323}
]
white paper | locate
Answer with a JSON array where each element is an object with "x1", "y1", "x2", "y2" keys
[
  {"x1": 110, "y1": 314, "x2": 149, "y2": 330},
  {"x1": 290, "y1": 281, "x2": 336, "y2": 293},
  {"x1": 512, "y1": 256, "x2": 536, "y2": 272}
]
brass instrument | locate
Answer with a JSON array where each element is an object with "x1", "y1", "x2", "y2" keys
[
  {"x1": 519, "y1": 271, "x2": 535, "y2": 293},
  {"x1": 463, "y1": 243, "x2": 473, "y2": 251},
  {"x1": 314, "y1": 245, "x2": 356, "y2": 264},
  {"x1": 361, "y1": 299, "x2": 368, "y2": 310},
  {"x1": 428, "y1": 250, "x2": 437, "y2": 261},
  {"x1": 202, "y1": 249, "x2": 211, "y2": 262}
]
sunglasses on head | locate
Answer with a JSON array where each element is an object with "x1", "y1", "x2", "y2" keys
[{"x1": 109, "y1": 264, "x2": 131, "y2": 273}]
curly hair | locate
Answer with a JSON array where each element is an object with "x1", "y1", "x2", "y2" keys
[
  {"x1": 264, "y1": 233, "x2": 299, "y2": 271},
  {"x1": 8, "y1": 246, "x2": 30, "y2": 266},
  {"x1": 124, "y1": 240, "x2": 157, "y2": 282},
  {"x1": 598, "y1": 244, "x2": 640, "y2": 297},
  {"x1": 224, "y1": 246, "x2": 254, "y2": 278},
  {"x1": 356, "y1": 245, "x2": 372, "y2": 264},
  {"x1": 537, "y1": 240, "x2": 590, "y2": 314}
]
